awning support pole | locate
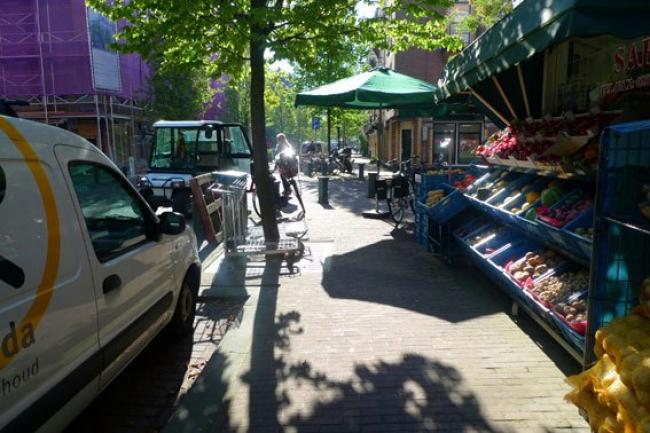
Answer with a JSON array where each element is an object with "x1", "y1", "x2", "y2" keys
[
  {"x1": 492, "y1": 76, "x2": 517, "y2": 121},
  {"x1": 541, "y1": 49, "x2": 549, "y2": 115},
  {"x1": 517, "y1": 64, "x2": 531, "y2": 118},
  {"x1": 469, "y1": 87, "x2": 510, "y2": 127}
]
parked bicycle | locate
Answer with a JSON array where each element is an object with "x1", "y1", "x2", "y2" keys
[{"x1": 380, "y1": 156, "x2": 422, "y2": 226}]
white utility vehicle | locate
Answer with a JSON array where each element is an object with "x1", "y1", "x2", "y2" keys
[
  {"x1": 137, "y1": 120, "x2": 253, "y2": 215},
  {"x1": 0, "y1": 114, "x2": 201, "y2": 433}
]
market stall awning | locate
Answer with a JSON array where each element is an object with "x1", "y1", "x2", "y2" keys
[
  {"x1": 436, "y1": 0, "x2": 650, "y2": 105},
  {"x1": 295, "y1": 67, "x2": 437, "y2": 110}
]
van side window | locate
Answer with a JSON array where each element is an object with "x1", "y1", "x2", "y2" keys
[{"x1": 69, "y1": 163, "x2": 148, "y2": 262}]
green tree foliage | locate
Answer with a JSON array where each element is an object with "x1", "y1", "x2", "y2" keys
[
  {"x1": 460, "y1": 0, "x2": 512, "y2": 34},
  {"x1": 146, "y1": 62, "x2": 214, "y2": 120},
  {"x1": 87, "y1": 0, "x2": 464, "y2": 241}
]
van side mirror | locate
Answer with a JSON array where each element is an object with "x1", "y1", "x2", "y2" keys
[{"x1": 159, "y1": 211, "x2": 186, "y2": 235}]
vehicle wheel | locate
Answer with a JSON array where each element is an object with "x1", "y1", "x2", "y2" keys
[
  {"x1": 172, "y1": 190, "x2": 192, "y2": 216},
  {"x1": 387, "y1": 198, "x2": 405, "y2": 225},
  {"x1": 166, "y1": 278, "x2": 197, "y2": 338}
]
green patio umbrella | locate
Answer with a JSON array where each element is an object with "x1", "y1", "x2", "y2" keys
[{"x1": 294, "y1": 67, "x2": 437, "y2": 110}]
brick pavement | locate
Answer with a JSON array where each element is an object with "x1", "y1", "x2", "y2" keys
[{"x1": 167, "y1": 174, "x2": 590, "y2": 433}]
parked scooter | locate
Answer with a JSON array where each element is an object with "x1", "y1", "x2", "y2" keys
[{"x1": 329, "y1": 146, "x2": 354, "y2": 173}]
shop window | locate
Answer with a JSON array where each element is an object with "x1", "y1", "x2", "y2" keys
[
  {"x1": 433, "y1": 123, "x2": 456, "y2": 163},
  {"x1": 457, "y1": 123, "x2": 482, "y2": 163}
]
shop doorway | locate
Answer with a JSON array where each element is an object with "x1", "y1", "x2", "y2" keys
[{"x1": 401, "y1": 129, "x2": 412, "y2": 161}]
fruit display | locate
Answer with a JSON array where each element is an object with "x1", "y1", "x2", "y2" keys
[
  {"x1": 425, "y1": 189, "x2": 445, "y2": 206},
  {"x1": 506, "y1": 249, "x2": 563, "y2": 283},
  {"x1": 566, "y1": 313, "x2": 650, "y2": 433},
  {"x1": 475, "y1": 111, "x2": 618, "y2": 167},
  {"x1": 508, "y1": 190, "x2": 541, "y2": 214},
  {"x1": 528, "y1": 269, "x2": 589, "y2": 308},
  {"x1": 452, "y1": 173, "x2": 477, "y2": 191},
  {"x1": 538, "y1": 189, "x2": 592, "y2": 228},
  {"x1": 540, "y1": 181, "x2": 566, "y2": 207},
  {"x1": 474, "y1": 177, "x2": 513, "y2": 202}
]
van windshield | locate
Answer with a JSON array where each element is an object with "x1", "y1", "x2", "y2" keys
[{"x1": 149, "y1": 127, "x2": 219, "y2": 170}]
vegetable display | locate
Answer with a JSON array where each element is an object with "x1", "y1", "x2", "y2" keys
[
  {"x1": 506, "y1": 250, "x2": 563, "y2": 284},
  {"x1": 425, "y1": 189, "x2": 445, "y2": 206}
]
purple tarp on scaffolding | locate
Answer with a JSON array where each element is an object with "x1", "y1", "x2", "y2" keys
[{"x1": 0, "y1": 0, "x2": 148, "y2": 99}]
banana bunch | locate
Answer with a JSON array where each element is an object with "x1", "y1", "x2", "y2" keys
[{"x1": 426, "y1": 189, "x2": 445, "y2": 207}]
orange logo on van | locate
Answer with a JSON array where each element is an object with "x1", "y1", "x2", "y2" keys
[{"x1": 0, "y1": 118, "x2": 60, "y2": 370}]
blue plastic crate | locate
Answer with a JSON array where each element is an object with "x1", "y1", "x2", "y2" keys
[
  {"x1": 471, "y1": 228, "x2": 517, "y2": 258},
  {"x1": 453, "y1": 216, "x2": 493, "y2": 241},
  {"x1": 562, "y1": 207, "x2": 594, "y2": 260},
  {"x1": 550, "y1": 313, "x2": 586, "y2": 354},
  {"x1": 424, "y1": 184, "x2": 469, "y2": 224}
]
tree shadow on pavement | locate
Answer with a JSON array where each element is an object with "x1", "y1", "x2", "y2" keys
[
  {"x1": 281, "y1": 353, "x2": 511, "y2": 433},
  {"x1": 235, "y1": 307, "x2": 512, "y2": 433}
]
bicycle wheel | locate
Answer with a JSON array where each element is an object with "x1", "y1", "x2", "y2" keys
[{"x1": 387, "y1": 197, "x2": 406, "y2": 225}]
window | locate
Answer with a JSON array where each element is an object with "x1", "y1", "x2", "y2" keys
[
  {"x1": 457, "y1": 123, "x2": 482, "y2": 163},
  {"x1": 433, "y1": 123, "x2": 456, "y2": 163},
  {"x1": 225, "y1": 126, "x2": 251, "y2": 156},
  {"x1": 69, "y1": 163, "x2": 149, "y2": 262},
  {"x1": 150, "y1": 127, "x2": 198, "y2": 170},
  {"x1": 150, "y1": 127, "x2": 171, "y2": 168}
]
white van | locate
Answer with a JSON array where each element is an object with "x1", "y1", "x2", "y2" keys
[{"x1": 0, "y1": 115, "x2": 201, "y2": 432}]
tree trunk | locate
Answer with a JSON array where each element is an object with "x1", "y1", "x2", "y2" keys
[{"x1": 249, "y1": 30, "x2": 279, "y2": 241}]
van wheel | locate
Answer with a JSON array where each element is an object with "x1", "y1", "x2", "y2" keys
[{"x1": 167, "y1": 278, "x2": 197, "y2": 338}]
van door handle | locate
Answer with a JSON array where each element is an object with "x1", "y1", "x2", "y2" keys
[{"x1": 103, "y1": 274, "x2": 122, "y2": 294}]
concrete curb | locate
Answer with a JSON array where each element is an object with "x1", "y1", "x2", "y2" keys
[{"x1": 162, "y1": 286, "x2": 261, "y2": 433}]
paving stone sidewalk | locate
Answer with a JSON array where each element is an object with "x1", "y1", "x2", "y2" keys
[{"x1": 167, "y1": 174, "x2": 590, "y2": 433}]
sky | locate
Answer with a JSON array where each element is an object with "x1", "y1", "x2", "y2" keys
[{"x1": 268, "y1": 2, "x2": 377, "y2": 74}]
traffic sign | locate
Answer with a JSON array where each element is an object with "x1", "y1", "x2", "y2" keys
[{"x1": 312, "y1": 117, "x2": 320, "y2": 130}]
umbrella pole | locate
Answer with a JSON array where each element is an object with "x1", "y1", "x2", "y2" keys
[
  {"x1": 363, "y1": 106, "x2": 389, "y2": 219},
  {"x1": 327, "y1": 108, "x2": 331, "y2": 154}
]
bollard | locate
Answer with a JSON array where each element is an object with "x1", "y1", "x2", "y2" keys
[
  {"x1": 358, "y1": 163, "x2": 365, "y2": 180},
  {"x1": 306, "y1": 160, "x2": 314, "y2": 177},
  {"x1": 321, "y1": 158, "x2": 329, "y2": 175},
  {"x1": 367, "y1": 172, "x2": 378, "y2": 198},
  {"x1": 318, "y1": 176, "x2": 329, "y2": 204}
]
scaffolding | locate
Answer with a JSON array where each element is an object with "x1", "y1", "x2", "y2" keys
[{"x1": 0, "y1": 0, "x2": 149, "y2": 167}]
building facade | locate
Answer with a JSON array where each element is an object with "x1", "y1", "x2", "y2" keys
[
  {"x1": 369, "y1": 0, "x2": 488, "y2": 165},
  {"x1": 0, "y1": 0, "x2": 149, "y2": 170}
]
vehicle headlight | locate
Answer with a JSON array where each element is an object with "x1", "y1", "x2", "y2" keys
[{"x1": 137, "y1": 176, "x2": 152, "y2": 189}]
